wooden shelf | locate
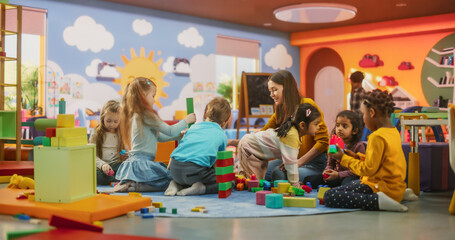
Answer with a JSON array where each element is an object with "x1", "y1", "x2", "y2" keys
[
  {"x1": 431, "y1": 48, "x2": 455, "y2": 55},
  {"x1": 425, "y1": 57, "x2": 454, "y2": 68},
  {"x1": 0, "y1": 83, "x2": 17, "y2": 87},
  {"x1": 427, "y1": 77, "x2": 455, "y2": 88},
  {"x1": 0, "y1": 29, "x2": 18, "y2": 35}
]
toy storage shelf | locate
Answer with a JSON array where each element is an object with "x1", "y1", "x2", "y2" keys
[
  {"x1": 425, "y1": 48, "x2": 455, "y2": 91},
  {"x1": 0, "y1": 3, "x2": 22, "y2": 161}
]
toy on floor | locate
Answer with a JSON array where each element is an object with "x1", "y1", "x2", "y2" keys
[
  {"x1": 7, "y1": 174, "x2": 35, "y2": 189},
  {"x1": 328, "y1": 135, "x2": 345, "y2": 153}
]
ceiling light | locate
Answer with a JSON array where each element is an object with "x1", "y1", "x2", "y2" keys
[
  {"x1": 274, "y1": 3, "x2": 357, "y2": 23},
  {"x1": 396, "y1": 3, "x2": 407, "y2": 7},
  {"x1": 264, "y1": 23, "x2": 272, "y2": 26}
]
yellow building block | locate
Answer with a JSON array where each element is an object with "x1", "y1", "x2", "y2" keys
[
  {"x1": 277, "y1": 182, "x2": 291, "y2": 194},
  {"x1": 151, "y1": 202, "x2": 163, "y2": 208},
  {"x1": 58, "y1": 136, "x2": 88, "y2": 147},
  {"x1": 317, "y1": 187, "x2": 331, "y2": 199},
  {"x1": 57, "y1": 114, "x2": 75, "y2": 128},
  {"x1": 34, "y1": 145, "x2": 96, "y2": 203},
  {"x1": 283, "y1": 197, "x2": 316, "y2": 208},
  {"x1": 129, "y1": 192, "x2": 142, "y2": 197},
  {"x1": 56, "y1": 127, "x2": 87, "y2": 137}
]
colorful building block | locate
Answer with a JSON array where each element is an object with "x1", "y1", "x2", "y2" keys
[
  {"x1": 277, "y1": 182, "x2": 291, "y2": 194},
  {"x1": 172, "y1": 208, "x2": 177, "y2": 214},
  {"x1": 42, "y1": 137, "x2": 51, "y2": 146},
  {"x1": 151, "y1": 202, "x2": 163, "y2": 208},
  {"x1": 215, "y1": 158, "x2": 234, "y2": 167},
  {"x1": 236, "y1": 183, "x2": 244, "y2": 191},
  {"x1": 34, "y1": 145, "x2": 96, "y2": 203},
  {"x1": 56, "y1": 114, "x2": 75, "y2": 128},
  {"x1": 218, "y1": 188, "x2": 231, "y2": 198},
  {"x1": 216, "y1": 151, "x2": 233, "y2": 160},
  {"x1": 216, "y1": 172, "x2": 235, "y2": 182},
  {"x1": 49, "y1": 215, "x2": 103, "y2": 232},
  {"x1": 218, "y1": 181, "x2": 232, "y2": 191},
  {"x1": 273, "y1": 180, "x2": 288, "y2": 187},
  {"x1": 283, "y1": 197, "x2": 316, "y2": 208},
  {"x1": 56, "y1": 127, "x2": 87, "y2": 137},
  {"x1": 251, "y1": 187, "x2": 263, "y2": 192},
  {"x1": 215, "y1": 165, "x2": 234, "y2": 175},
  {"x1": 265, "y1": 193, "x2": 283, "y2": 209},
  {"x1": 45, "y1": 128, "x2": 56, "y2": 138},
  {"x1": 256, "y1": 190, "x2": 273, "y2": 205},
  {"x1": 159, "y1": 207, "x2": 166, "y2": 213},
  {"x1": 317, "y1": 187, "x2": 331, "y2": 200},
  {"x1": 248, "y1": 179, "x2": 259, "y2": 191},
  {"x1": 142, "y1": 214, "x2": 154, "y2": 219},
  {"x1": 6, "y1": 229, "x2": 49, "y2": 240}
]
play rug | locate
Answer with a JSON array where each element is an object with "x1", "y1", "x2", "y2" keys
[{"x1": 97, "y1": 186, "x2": 360, "y2": 218}]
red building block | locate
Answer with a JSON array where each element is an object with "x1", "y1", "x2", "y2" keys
[
  {"x1": 46, "y1": 128, "x2": 56, "y2": 138},
  {"x1": 216, "y1": 172, "x2": 235, "y2": 183},
  {"x1": 248, "y1": 180, "x2": 259, "y2": 192},
  {"x1": 49, "y1": 215, "x2": 103, "y2": 233},
  {"x1": 218, "y1": 188, "x2": 231, "y2": 198},
  {"x1": 215, "y1": 158, "x2": 234, "y2": 167}
]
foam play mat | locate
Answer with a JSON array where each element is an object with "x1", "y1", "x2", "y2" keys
[{"x1": 97, "y1": 186, "x2": 360, "y2": 218}]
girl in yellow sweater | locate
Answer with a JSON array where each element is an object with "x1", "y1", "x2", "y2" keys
[{"x1": 326, "y1": 89, "x2": 417, "y2": 212}]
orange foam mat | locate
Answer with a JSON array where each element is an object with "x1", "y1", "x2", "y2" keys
[
  {"x1": 0, "y1": 188, "x2": 150, "y2": 222},
  {"x1": 15, "y1": 229, "x2": 175, "y2": 240}
]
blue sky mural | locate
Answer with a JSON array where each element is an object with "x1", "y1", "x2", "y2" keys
[{"x1": 12, "y1": 0, "x2": 300, "y2": 122}]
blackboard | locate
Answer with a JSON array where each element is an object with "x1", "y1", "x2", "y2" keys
[{"x1": 237, "y1": 72, "x2": 274, "y2": 138}]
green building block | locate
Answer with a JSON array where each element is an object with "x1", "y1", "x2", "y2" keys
[
  {"x1": 218, "y1": 181, "x2": 232, "y2": 191},
  {"x1": 217, "y1": 151, "x2": 233, "y2": 160},
  {"x1": 328, "y1": 145, "x2": 337, "y2": 153},
  {"x1": 251, "y1": 187, "x2": 264, "y2": 192},
  {"x1": 290, "y1": 186, "x2": 305, "y2": 196},
  {"x1": 265, "y1": 193, "x2": 283, "y2": 209},
  {"x1": 159, "y1": 207, "x2": 166, "y2": 213},
  {"x1": 186, "y1": 98, "x2": 194, "y2": 128},
  {"x1": 42, "y1": 137, "x2": 51, "y2": 146},
  {"x1": 6, "y1": 228, "x2": 49, "y2": 240},
  {"x1": 172, "y1": 208, "x2": 177, "y2": 214},
  {"x1": 215, "y1": 165, "x2": 234, "y2": 175}
]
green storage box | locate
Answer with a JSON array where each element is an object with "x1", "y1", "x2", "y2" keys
[{"x1": 0, "y1": 111, "x2": 16, "y2": 138}]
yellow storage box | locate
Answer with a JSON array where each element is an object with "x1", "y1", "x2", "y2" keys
[{"x1": 34, "y1": 144, "x2": 96, "y2": 203}]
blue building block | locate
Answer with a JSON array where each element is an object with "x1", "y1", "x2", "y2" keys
[{"x1": 265, "y1": 193, "x2": 283, "y2": 209}]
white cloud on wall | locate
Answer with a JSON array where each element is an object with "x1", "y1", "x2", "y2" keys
[
  {"x1": 158, "y1": 82, "x2": 193, "y2": 120},
  {"x1": 99, "y1": 65, "x2": 120, "y2": 78},
  {"x1": 63, "y1": 16, "x2": 114, "y2": 53},
  {"x1": 86, "y1": 59, "x2": 102, "y2": 77},
  {"x1": 264, "y1": 44, "x2": 293, "y2": 70},
  {"x1": 178, "y1": 27, "x2": 204, "y2": 48},
  {"x1": 132, "y1": 19, "x2": 153, "y2": 36},
  {"x1": 162, "y1": 56, "x2": 175, "y2": 72}
]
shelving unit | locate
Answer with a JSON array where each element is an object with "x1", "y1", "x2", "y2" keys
[
  {"x1": 425, "y1": 48, "x2": 455, "y2": 99},
  {"x1": 0, "y1": 3, "x2": 22, "y2": 161}
]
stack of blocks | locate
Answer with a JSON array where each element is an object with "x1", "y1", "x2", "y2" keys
[
  {"x1": 34, "y1": 101, "x2": 95, "y2": 203},
  {"x1": 215, "y1": 151, "x2": 234, "y2": 198}
]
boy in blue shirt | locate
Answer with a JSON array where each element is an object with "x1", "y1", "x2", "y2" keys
[{"x1": 165, "y1": 97, "x2": 231, "y2": 196}]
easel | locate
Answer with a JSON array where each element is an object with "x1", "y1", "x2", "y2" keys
[{"x1": 236, "y1": 72, "x2": 273, "y2": 139}]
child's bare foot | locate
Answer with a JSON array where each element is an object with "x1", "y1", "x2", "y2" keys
[
  {"x1": 176, "y1": 182, "x2": 206, "y2": 196},
  {"x1": 113, "y1": 181, "x2": 133, "y2": 192},
  {"x1": 402, "y1": 188, "x2": 419, "y2": 201},
  {"x1": 378, "y1": 192, "x2": 408, "y2": 212},
  {"x1": 164, "y1": 180, "x2": 182, "y2": 196}
]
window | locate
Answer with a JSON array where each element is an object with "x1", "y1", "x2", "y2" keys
[{"x1": 216, "y1": 35, "x2": 259, "y2": 110}]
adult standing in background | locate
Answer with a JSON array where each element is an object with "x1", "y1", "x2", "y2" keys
[{"x1": 349, "y1": 71, "x2": 366, "y2": 112}]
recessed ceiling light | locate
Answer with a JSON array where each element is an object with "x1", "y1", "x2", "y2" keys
[
  {"x1": 264, "y1": 23, "x2": 272, "y2": 26},
  {"x1": 396, "y1": 3, "x2": 407, "y2": 7},
  {"x1": 274, "y1": 3, "x2": 357, "y2": 23}
]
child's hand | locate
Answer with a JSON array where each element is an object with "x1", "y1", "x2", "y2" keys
[
  {"x1": 278, "y1": 163, "x2": 286, "y2": 171},
  {"x1": 101, "y1": 164, "x2": 113, "y2": 175},
  {"x1": 328, "y1": 144, "x2": 344, "y2": 161},
  {"x1": 184, "y1": 113, "x2": 197, "y2": 124},
  {"x1": 344, "y1": 149, "x2": 360, "y2": 159},
  {"x1": 227, "y1": 139, "x2": 240, "y2": 147},
  {"x1": 180, "y1": 129, "x2": 187, "y2": 139},
  {"x1": 323, "y1": 170, "x2": 339, "y2": 181}
]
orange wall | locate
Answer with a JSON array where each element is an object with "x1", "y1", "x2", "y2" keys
[{"x1": 291, "y1": 13, "x2": 455, "y2": 107}]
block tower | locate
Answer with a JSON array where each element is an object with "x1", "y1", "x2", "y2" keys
[
  {"x1": 34, "y1": 99, "x2": 96, "y2": 203},
  {"x1": 215, "y1": 151, "x2": 234, "y2": 198}
]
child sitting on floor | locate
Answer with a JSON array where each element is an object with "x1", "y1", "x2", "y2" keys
[
  {"x1": 165, "y1": 97, "x2": 231, "y2": 196},
  {"x1": 235, "y1": 103, "x2": 322, "y2": 188},
  {"x1": 325, "y1": 89, "x2": 418, "y2": 212}
]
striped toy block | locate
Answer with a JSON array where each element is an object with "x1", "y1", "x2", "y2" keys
[
  {"x1": 57, "y1": 114, "x2": 75, "y2": 128},
  {"x1": 216, "y1": 151, "x2": 233, "y2": 160},
  {"x1": 218, "y1": 187, "x2": 231, "y2": 198},
  {"x1": 56, "y1": 127, "x2": 87, "y2": 137},
  {"x1": 218, "y1": 181, "x2": 232, "y2": 191},
  {"x1": 215, "y1": 165, "x2": 234, "y2": 175},
  {"x1": 283, "y1": 197, "x2": 316, "y2": 208},
  {"x1": 216, "y1": 172, "x2": 235, "y2": 183},
  {"x1": 215, "y1": 158, "x2": 234, "y2": 167},
  {"x1": 256, "y1": 190, "x2": 273, "y2": 205}
]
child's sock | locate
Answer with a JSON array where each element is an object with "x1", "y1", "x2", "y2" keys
[
  {"x1": 113, "y1": 181, "x2": 133, "y2": 192},
  {"x1": 164, "y1": 180, "x2": 182, "y2": 196},
  {"x1": 176, "y1": 182, "x2": 206, "y2": 196},
  {"x1": 377, "y1": 192, "x2": 408, "y2": 212},
  {"x1": 133, "y1": 182, "x2": 162, "y2": 192},
  {"x1": 402, "y1": 188, "x2": 419, "y2": 201}
]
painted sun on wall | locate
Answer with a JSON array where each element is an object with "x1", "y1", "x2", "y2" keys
[{"x1": 114, "y1": 47, "x2": 169, "y2": 108}]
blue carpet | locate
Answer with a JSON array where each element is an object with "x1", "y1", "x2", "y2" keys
[{"x1": 97, "y1": 186, "x2": 359, "y2": 218}]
